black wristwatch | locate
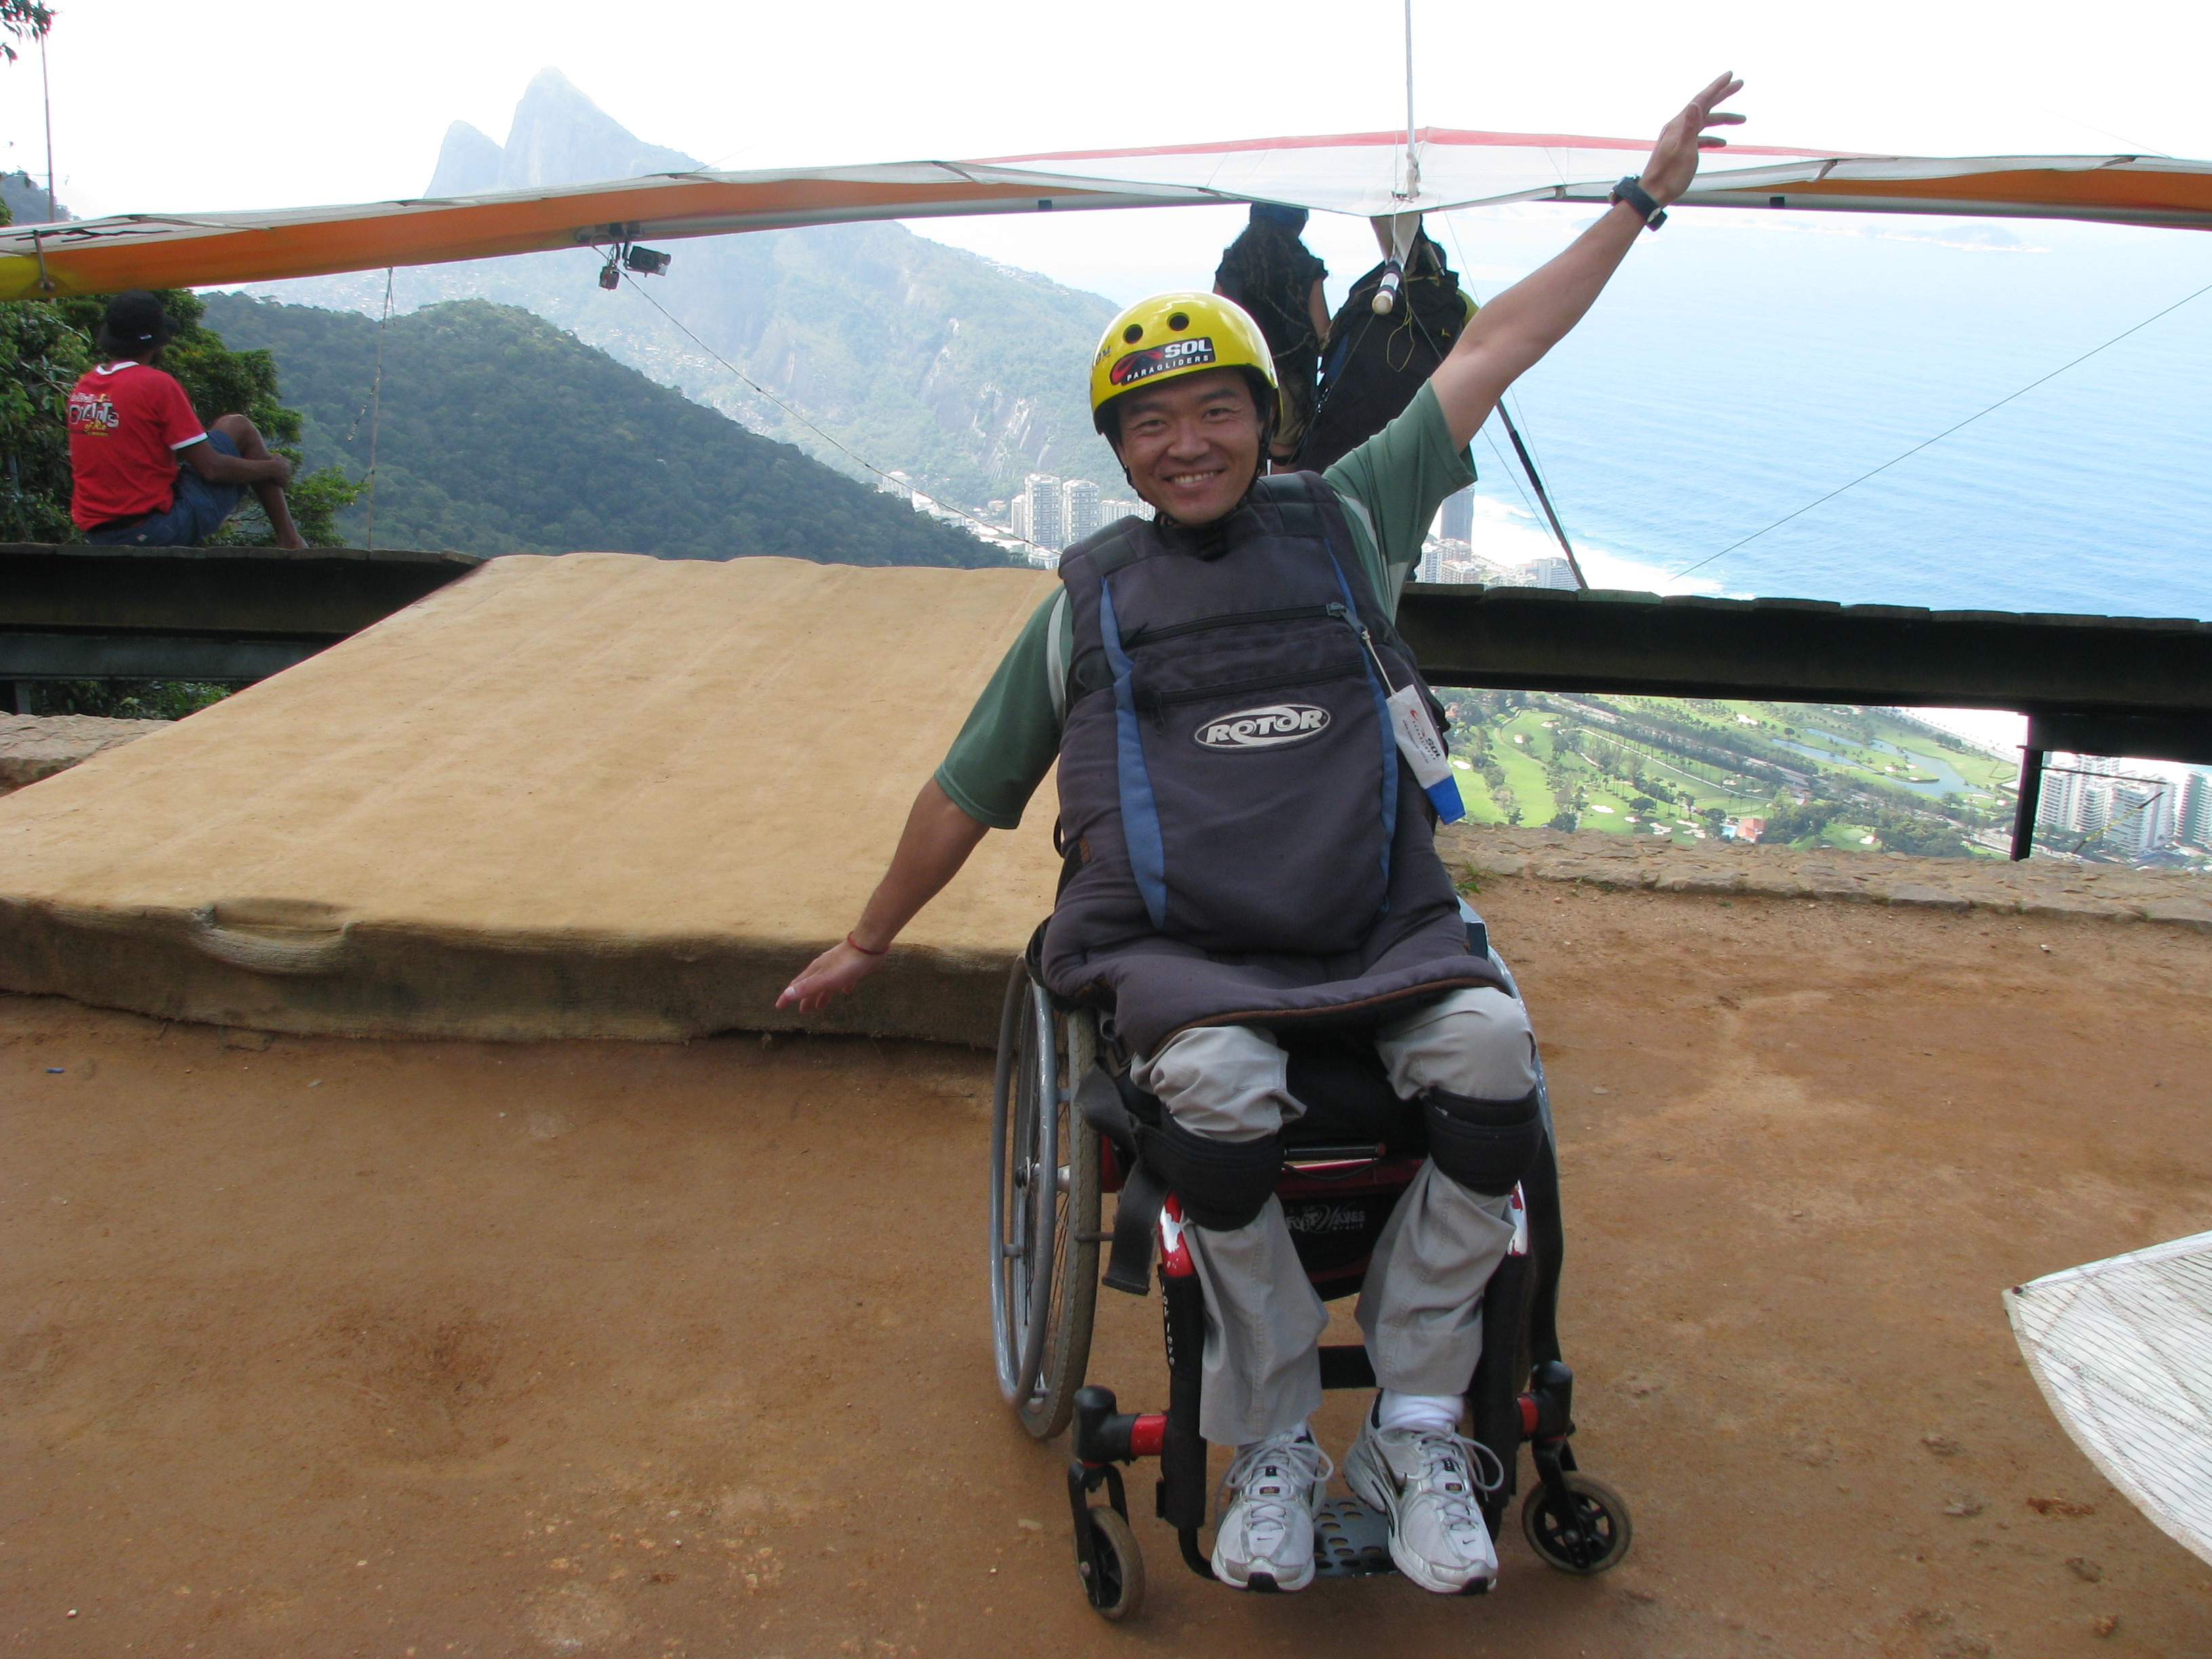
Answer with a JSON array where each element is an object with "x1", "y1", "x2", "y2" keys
[{"x1": 1610, "y1": 175, "x2": 1666, "y2": 232}]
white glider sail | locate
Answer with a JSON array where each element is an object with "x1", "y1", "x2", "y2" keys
[
  {"x1": 6, "y1": 128, "x2": 2212, "y2": 300},
  {"x1": 2006, "y1": 1231, "x2": 2212, "y2": 1568}
]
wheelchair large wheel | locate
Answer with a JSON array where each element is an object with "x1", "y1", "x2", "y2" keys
[{"x1": 989, "y1": 962, "x2": 1101, "y2": 1439}]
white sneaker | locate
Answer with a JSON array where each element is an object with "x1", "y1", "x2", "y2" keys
[
  {"x1": 1210, "y1": 1428, "x2": 1333, "y2": 1592},
  {"x1": 1344, "y1": 1404, "x2": 1502, "y2": 1594}
]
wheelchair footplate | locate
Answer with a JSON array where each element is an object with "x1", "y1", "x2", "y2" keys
[{"x1": 1312, "y1": 1496, "x2": 1395, "y2": 1577}]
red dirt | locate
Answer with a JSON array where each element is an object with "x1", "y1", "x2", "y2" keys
[{"x1": 3, "y1": 880, "x2": 2209, "y2": 1656}]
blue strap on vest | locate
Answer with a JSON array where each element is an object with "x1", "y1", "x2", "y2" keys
[{"x1": 1099, "y1": 581, "x2": 1170, "y2": 933}]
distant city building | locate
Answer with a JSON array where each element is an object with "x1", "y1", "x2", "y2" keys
[
  {"x1": 1439, "y1": 487, "x2": 1475, "y2": 544},
  {"x1": 1723, "y1": 815, "x2": 1766, "y2": 843},
  {"x1": 1005, "y1": 478, "x2": 1144, "y2": 549},
  {"x1": 2037, "y1": 753, "x2": 2177, "y2": 855},
  {"x1": 1063, "y1": 479, "x2": 1101, "y2": 545},
  {"x1": 1518, "y1": 555, "x2": 1579, "y2": 592},
  {"x1": 1017, "y1": 473, "x2": 1067, "y2": 551},
  {"x1": 2180, "y1": 768, "x2": 2212, "y2": 847}
]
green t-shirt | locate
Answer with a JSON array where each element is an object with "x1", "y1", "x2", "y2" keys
[{"x1": 935, "y1": 382, "x2": 1474, "y2": 830}]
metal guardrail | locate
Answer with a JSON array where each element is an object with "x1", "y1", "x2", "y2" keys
[
  {"x1": 1396, "y1": 583, "x2": 2212, "y2": 718},
  {"x1": 5, "y1": 552, "x2": 2205, "y2": 861},
  {"x1": 1395, "y1": 583, "x2": 2212, "y2": 859}
]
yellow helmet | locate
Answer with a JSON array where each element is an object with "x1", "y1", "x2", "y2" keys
[{"x1": 1090, "y1": 291, "x2": 1277, "y2": 434}]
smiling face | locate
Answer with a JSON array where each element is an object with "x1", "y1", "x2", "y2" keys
[{"x1": 1107, "y1": 368, "x2": 1264, "y2": 527}]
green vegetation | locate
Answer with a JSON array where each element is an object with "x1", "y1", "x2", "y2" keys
[
  {"x1": 1440, "y1": 691, "x2": 2016, "y2": 859},
  {"x1": 1, "y1": 0, "x2": 52, "y2": 62},
  {"x1": 199, "y1": 293, "x2": 1010, "y2": 567},
  {"x1": 20, "y1": 680, "x2": 237, "y2": 720}
]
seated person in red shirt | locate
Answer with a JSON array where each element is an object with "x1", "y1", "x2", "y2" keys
[{"x1": 66, "y1": 291, "x2": 306, "y2": 549}]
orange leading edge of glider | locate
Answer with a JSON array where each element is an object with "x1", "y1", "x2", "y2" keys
[{"x1": 4, "y1": 128, "x2": 2211, "y2": 301}]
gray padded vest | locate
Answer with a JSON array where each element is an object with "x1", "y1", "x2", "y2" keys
[{"x1": 1040, "y1": 472, "x2": 1502, "y2": 1057}]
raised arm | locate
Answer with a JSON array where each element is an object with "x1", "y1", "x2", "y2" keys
[
  {"x1": 1429, "y1": 73, "x2": 1744, "y2": 449},
  {"x1": 775, "y1": 778, "x2": 990, "y2": 1012}
]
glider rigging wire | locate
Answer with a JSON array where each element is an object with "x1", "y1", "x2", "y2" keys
[
  {"x1": 38, "y1": 28, "x2": 55, "y2": 224},
  {"x1": 617, "y1": 269, "x2": 1046, "y2": 553},
  {"x1": 1673, "y1": 274, "x2": 2212, "y2": 583},
  {"x1": 362, "y1": 268, "x2": 393, "y2": 550},
  {"x1": 1439, "y1": 213, "x2": 1589, "y2": 588}
]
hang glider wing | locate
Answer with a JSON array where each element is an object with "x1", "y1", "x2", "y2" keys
[
  {"x1": 7, "y1": 131, "x2": 2212, "y2": 300},
  {"x1": 994, "y1": 130, "x2": 2212, "y2": 227},
  {"x1": 0, "y1": 162, "x2": 1226, "y2": 301}
]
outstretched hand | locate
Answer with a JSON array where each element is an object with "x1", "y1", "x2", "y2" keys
[
  {"x1": 1641, "y1": 73, "x2": 1746, "y2": 207},
  {"x1": 775, "y1": 938, "x2": 886, "y2": 1012}
]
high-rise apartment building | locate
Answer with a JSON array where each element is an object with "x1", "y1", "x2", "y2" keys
[
  {"x1": 1519, "y1": 555, "x2": 1579, "y2": 592},
  {"x1": 1063, "y1": 479, "x2": 1101, "y2": 545},
  {"x1": 1439, "y1": 487, "x2": 1475, "y2": 544},
  {"x1": 1020, "y1": 474, "x2": 1066, "y2": 551},
  {"x1": 2179, "y1": 768, "x2": 2212, "y2": 847},
  {"x1": 2036, "y1": 754, "x2": 2177, "y2": 855}
]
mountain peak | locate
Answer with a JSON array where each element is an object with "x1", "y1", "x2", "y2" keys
[
  {"x1": 421, "y1": 70, "x2": 700, "y2": 197},
  {"x1": 426, "y1": 122, "x2": 504, "y2": 197}
]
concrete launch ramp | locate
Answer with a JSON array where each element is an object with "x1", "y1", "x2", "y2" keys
[{"x1": 0, "y1": 553, "x2": 1061, "y2": 1046}]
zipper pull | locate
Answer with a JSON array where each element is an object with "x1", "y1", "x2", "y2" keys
[{"x1": 1355, "y1": 623, "x2": 1399, "y2": 693}]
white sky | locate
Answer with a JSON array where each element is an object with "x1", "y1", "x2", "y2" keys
[{"x1": 6, "y1": 0, "x2": 2212, "y2": 225}]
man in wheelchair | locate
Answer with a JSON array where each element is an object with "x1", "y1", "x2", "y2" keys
[{"x1": 781, "y1": 75, "x2": 1744, "y2": 1596}]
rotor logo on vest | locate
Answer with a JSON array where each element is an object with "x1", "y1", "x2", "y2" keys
[
  {"x1": 1194, "y1": 703, "x2": 1330, "y2": 752},
  {"x1": 1109, "y1": 335, "x2": 1216, "y2": 387}
]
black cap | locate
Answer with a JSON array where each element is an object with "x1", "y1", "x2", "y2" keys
[{"x1": 98, "y1": 290, "x2": 176, "y2": 356}]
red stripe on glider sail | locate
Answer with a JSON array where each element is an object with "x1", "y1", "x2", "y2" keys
[{"x1": 983, "y1": 127, "x2": 1851, "y2": 165}]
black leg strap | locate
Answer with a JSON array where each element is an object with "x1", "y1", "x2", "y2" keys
[
  {"x1": 1103, "y1": 1158, "x2": 1167, "y2": 1295},
  {"x1": 1422, "y1": 1085, "x2": 1544, "y2": 1197}
]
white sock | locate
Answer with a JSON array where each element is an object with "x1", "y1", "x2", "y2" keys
[{"x1": 1376, "y1": 1390, "x2": 1462, "y2": 1435}]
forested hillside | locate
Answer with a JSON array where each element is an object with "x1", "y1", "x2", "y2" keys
[
  {"x1": 200, "y1": 293, "x2": 1004, "y2": 566},
  {"x1": 245, "y1": 70, "x2": 1123, "y2": 508}
]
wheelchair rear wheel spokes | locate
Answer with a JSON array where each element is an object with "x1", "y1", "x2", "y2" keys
[
  {"x1": 1020, "y1": 1004, "x2": 1099, "y2": 1439},
  {"x1": 989, "y1": 964, "x2": 1102, "y2": 1439}
]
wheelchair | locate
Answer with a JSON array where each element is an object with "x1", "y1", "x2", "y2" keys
[{"x1": 988, "y1": 901, "x2": 1632, "y2": 1620}]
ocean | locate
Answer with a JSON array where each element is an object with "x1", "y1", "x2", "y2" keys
[{"x1": 1451, "y1": 209, "x2": 2212, "y2": 621}]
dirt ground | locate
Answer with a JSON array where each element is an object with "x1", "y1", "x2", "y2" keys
[{"x1": 3, "y1": 880, "x2": 2209, "y2": 1658}]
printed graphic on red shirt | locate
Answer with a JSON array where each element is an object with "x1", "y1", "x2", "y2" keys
[{"x1": 66, "y1": 363, "x2": 207, "y2": 529}]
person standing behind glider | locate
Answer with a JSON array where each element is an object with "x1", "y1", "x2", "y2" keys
[
  {"x1": 1213, "y1": 203, "x2": 1330, "y2": 467},
  {"x1": 66, "y1": 291, "x2": 306, "y2": 549},
  {"x1": 779, "y1": 75, "x2": 1744, "y2": 1598},
  {"x1": 1294, "y1": 215, "x2": 1472, "y2": 474}
]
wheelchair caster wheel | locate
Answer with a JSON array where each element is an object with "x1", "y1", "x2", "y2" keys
[
  {"x1": 1079, "y1": 1505, "x2": 1144, "y2": 1621},
  {"x1": 1521, "y1": 1473, "x2": 1632, "y2": 1574}
]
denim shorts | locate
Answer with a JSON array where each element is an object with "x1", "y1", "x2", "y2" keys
[{"x1": 84, "y1": 430, "x2": 244, "y2": 547}]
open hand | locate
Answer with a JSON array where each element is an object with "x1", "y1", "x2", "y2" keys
[
  {"x1": 1641, "y1": 73, "x2": 1746, "y2": 207},
  {"x1": 775, "y1": 937, "x2": 886, "y2": 1012}
]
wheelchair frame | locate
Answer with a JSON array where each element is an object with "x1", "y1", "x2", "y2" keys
[{"x1": 987, "y1": 907, "x2": 1630, "y2": 1620}]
